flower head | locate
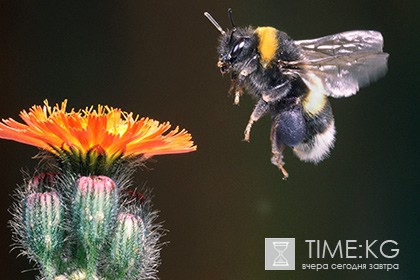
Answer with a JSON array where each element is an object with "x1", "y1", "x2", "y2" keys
[
  {"x1": 0, "y1": 100, "x2": 196, "y2": 163},
  {"x1": 5, "y1": 100, "x2": 193, "y2": 278}
]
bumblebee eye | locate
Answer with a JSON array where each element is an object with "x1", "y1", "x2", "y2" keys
[{"x1": 230, "y1": 40, "x2": 245, "y2": 59}]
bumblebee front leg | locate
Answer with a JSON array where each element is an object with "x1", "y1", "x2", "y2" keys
[
  {"x1": 232, "y1": 72, "x2": 247, "y2": 105},
  {"x1": 227, "y1": 73, "x2": 245, "y2": 106},
  {"x1": 233, "y1": 55, "x2": 258, "y2": 105},
  {"x1": 232, "y1": 85, "x2": 243, "y2": 106},
  {"x1": 244, "y1": 99, "x2": 269, "y2": 142},
  {"x1": 270, "y1": 127, "x2": 289, "y2": 180}
]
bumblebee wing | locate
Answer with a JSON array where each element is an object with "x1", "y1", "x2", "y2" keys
[{"x1": 294, "y1": 30, "x2": 389, "y2": 98}]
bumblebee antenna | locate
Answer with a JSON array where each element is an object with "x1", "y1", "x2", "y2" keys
[
  {"x1": 227, "y1": 8, "x2": 236, "y2": 30},
  {"x1": 204, "y1": 12, "x2": 226, "y2": 35}
]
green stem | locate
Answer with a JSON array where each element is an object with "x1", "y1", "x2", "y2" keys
[
  {"x1": 85, "y1": 245, "x2": 98, "y2": 279},
  {"x1": 42, "y1": 258, "x2": 56, "y2": 280}
]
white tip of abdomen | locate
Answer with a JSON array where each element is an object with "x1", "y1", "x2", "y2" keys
[{"x1": 293, "y1": 121, "x2": 336, "y2": 163}]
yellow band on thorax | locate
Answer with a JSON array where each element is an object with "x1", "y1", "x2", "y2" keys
[{"x1": 255, "y1": 27, "x2": 278, "y2": 67}]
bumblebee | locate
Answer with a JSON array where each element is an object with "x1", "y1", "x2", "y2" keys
[{"x1": 204, "y1": 9, "x2": 388, "y2": 179}]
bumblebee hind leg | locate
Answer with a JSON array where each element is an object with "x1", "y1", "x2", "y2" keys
[
  {"x1": 270, "y1": 138, "x2": 289, "y2": 180},
  {"x1": 270, "y1": 104, "x2": 307, "y2": 180},
  {"x1": 270, "y1": 123, "x2": 291, "y2": 180}
]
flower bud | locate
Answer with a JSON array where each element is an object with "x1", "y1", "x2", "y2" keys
[
  {"x1": 73, "y1": 176, "x2": 118, "y2": 249},
  {"x1": 27, "y1": 172, "x2": 56, "y2": 192},
  {"x1": 24, "y1": 191, "x2": 63, "y2": 263},
  {"x1": 108, "y1": 213, "x2": 146, "y2": 278}
]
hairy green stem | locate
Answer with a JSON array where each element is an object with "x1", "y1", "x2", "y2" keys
[{"x1": 42, "y1": 259, "x2": 56, "y2": 280}]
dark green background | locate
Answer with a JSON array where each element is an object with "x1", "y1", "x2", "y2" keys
[{"x1": 0, "y1": 1, "x2": 418, "y2": 279}]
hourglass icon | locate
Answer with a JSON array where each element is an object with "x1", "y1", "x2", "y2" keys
[{"x1": 272, "y1": 241, "x2": 289, "y2": 266}]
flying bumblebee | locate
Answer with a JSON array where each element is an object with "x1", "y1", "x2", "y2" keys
[{"x1": 204, "y1": 9, "x2": 388, "y2": 179}]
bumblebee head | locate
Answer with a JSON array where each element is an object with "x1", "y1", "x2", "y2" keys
[{"x1": 205, "y1": 9, "x2": 257, "y2": 74}]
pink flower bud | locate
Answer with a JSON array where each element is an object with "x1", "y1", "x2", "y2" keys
[
  {"x1": 73, "y1": 176, "x2": 118, "y2": 250},
  {"x1": 27, "y1": 172, "x2": 56, "y2": 192},
  {"x1": 107, "y1": 212, "x2": 146, "y2": 277},
  {"x1": 24, "y1": 191, "x2": 63, "y2": 260}
]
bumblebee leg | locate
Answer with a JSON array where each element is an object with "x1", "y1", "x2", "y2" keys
[
  {"x1": 243, "y1": 99, "x2": 269, "y2": 142},
  {"x1": 272, "y1": 146, "x2": 289, "y2": 180},
  {"x1": 234, "y1": 89, "x2": 242, "y2": 105},
  {"x1": 233, "y1": 57, "x2": 258, "y2": 105},
  {"x1": 270, "y1": 126, "x2": 289, "y2": 180},
  {"x1": 233, "y1": 72, "x2": 249, "y2": 105},
  {"x1": 228, "y1": 77, "x2": 244, "y2": 106}
]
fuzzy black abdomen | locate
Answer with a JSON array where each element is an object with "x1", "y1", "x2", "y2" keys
[{"x1": 274, "y1": 105, "x2": 306, "y2": 147}]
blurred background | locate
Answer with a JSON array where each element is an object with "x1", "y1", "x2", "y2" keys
[{"x1": 0, "y1": 1, "x2": 418, "y2": 279}]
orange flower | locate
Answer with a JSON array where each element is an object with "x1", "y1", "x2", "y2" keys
[{"x1": 0, "y1": 100, "x2": 196, "y2": 161}]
